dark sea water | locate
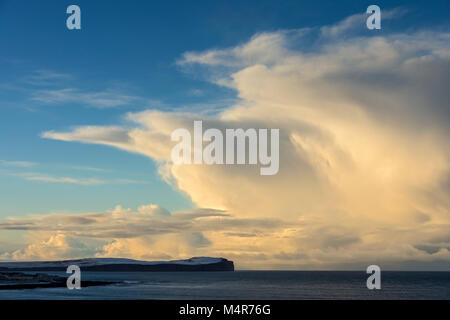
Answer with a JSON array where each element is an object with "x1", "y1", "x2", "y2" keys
[{"x1": 0, "y1": 271, "x2": 449, "y2": 300}]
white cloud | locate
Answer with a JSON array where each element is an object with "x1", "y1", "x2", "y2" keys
[
  {"x1": 320, "y1": 8, "x2": 407, "y2": 38},
  {"x1": 179, "y1": 31, "x2": 291, "y2": 68},
  {"x1": 0, "y1": 232, "x2": 105, "y2": 261},
  {"x1": 31, "y1": 88, "x2": 144, "y2": 109},
  {"x1": 22, "y1": 70, "x2": 73, "y2": 86},
  {"x1": 23, "y1": 175, "x2": 105, "y2": 185},
  {"x1": 188, "y1": 89, "x2": 204, "y2": 97},
  {"x1": 0, "y1": 160, "x2": 37, "y2": 167},
  {"x1": 11, "y1": 172, "x2": 145, "y2": 186},
  {"x1": 66, "y1": 165, "x2": 110, "y2": 173},
  {"x1": 137, "y1": 204, "x2": 171, "y2": 217}
]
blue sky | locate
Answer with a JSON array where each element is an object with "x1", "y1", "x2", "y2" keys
[{"x1": 0, "y1": 0, "x2": 448, "y2": 218}]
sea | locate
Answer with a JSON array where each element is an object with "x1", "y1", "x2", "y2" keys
[{"x1": 0, "y1": 271, "x2": 449, "y2": 300}]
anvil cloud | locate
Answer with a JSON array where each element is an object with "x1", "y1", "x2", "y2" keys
[{"x1": 3, "y1": 15, "x2": 450, "y2": 269}]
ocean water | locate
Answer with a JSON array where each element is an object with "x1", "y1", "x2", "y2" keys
[{"x1": 0, "y1": 271, "x2": 449, "y2": 300}]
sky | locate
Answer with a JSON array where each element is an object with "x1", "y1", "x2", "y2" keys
[{"x1": 0, "y1": 0, "x2": 449, "y2": 269}]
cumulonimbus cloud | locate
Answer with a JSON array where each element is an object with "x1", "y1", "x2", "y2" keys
[{"x1": 4, "y1": 14, "x2": 450, "y2": 269}]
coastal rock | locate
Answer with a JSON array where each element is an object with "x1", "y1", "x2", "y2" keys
[{"x1": 0, "y1": 257, "x2": 234, "y2": 272}]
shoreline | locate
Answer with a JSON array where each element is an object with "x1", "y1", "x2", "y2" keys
[{"x1": 0, "y1": 271, "x2": 116, "y2": 290}]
